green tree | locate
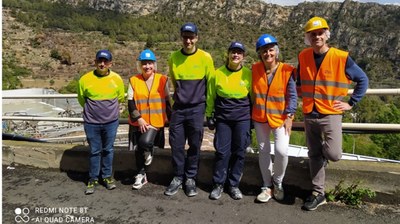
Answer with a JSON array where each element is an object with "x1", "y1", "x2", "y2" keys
[{"x1": 370, "y1": 104, "x2": 400, "y2": 160}]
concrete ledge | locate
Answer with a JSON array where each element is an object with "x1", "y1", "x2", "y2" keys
[{"x1": 3, "y1": 140, "x2": 400, "y2": 204}]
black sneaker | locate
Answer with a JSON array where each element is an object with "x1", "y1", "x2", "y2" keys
[
  {"x1": 185, "y1": 178, "x2": 198, "y2": 197},
  {"x1": 303, "y1": 192, "x2": 327, "y2": 211},
  {"x1": 229, "y1": 186, "x2": 243, "y2": 200},
  {"x1": 164, "y1": 177, "x2": 182, "y2": 196},
  {"x1": 85, "y1": 179, "x2": 98, "y2": 195},
  {"x1": 209, "y1": 184, "x2": 223, "y2": 200},
  {"x1": 103, "y1": 177, "x2": 116, "y2": 190}
]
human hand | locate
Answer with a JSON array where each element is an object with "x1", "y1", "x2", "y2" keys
[
  {"x1": 138, "y1": 118, "x2": 149, "y2": 133},
  {"x1": 333, "y1": 100, "x2": 352, "y2": 111},
  {"x1": 283, "y1": 118, "x2": 292, "y2": 135},
  {"x1": 206, "y1": 117, "x2": 215, "y2": 130}
]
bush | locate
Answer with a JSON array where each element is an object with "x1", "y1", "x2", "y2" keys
[{"x1": 326, "y1": 180, "x2": 376, "y2": 206}]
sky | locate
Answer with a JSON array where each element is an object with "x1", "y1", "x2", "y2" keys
[{"x1": 262, "y1": 0, "x2": 400, "y2": 6}]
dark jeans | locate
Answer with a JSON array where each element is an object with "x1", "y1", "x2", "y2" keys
[
  {"x1": 169, "y1": 103, "x2": 205, "y2": 180},
  {"x1": 212, "y1": 119, "x2": 250, "y2": 187},
  {"x1": 84, "y1": 120, "x2": 119, "y2": 181}
]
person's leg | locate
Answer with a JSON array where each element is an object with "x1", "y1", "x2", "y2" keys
[
  {"x1": 165, "y1": 107, "x2": 186, "y2": 195},
  {"x1": 168, "y1": 108, "x2": 187, "y2": 180},
  {"x1": 185, "y1": 103, "x2": 205, "y2": 179},
  {"x1": 227, "y1": 119, "x2": 250, "y2": 187},
  {"x1": 138, "y1": 128, "x2": 158, "y2": 166},
  {"x1": 254, "y1": 122, "x2": 273, "y2": 188},
  {"x1": 212, "y1": 120, "x2": 233, "y2": 185},
  {"x1": 305, "y1": 116, "x2": 325, "y2": 195},
  {"x1": 321, "y1": 115, "x2": 343, "y2": 162},
  {"x1": 272, "y1": 125, "x2": 290, "y2": 185},
  {"x1": 84, "y1": 122, "x2": 102, "y2": 182},
  {"x1": 134, "y1": 131, "x2": 146, "y2": 175},
  {"x1": 100, "y1": 120, "x2": 119, "y2": 179}
]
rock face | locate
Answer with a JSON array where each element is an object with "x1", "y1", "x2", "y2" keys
[{"x1": 63, "y1": 0, "x2": 399, "y2": 68}]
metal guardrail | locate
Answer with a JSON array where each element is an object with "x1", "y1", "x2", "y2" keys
[
  {"x1": 2, "y1": 89, "x2": 400, "y2": 134},
  {"x1": 3, "y1": 117, "x2": 400, "y2": 134}
]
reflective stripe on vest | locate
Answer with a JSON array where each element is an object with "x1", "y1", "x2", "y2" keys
[
  {"x1": 299, "y1": 47, "x2": 351, "y2": 114},
  {"x1": 251, "y1": 62, "x2": 294, "y2": 128},
  {"x1": 128, "y1": 73, "x2": 167, "y2": 128}
]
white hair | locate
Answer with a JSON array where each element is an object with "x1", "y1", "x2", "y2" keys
[{"x1": 304, "y1": 29, "x2": 331, "y2": 46}]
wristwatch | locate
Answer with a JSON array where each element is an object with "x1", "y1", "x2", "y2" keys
[{"x1": 287, "y1": 113, "x2": 294, "y2": 120}]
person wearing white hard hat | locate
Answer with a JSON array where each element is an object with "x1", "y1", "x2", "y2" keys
[
  {"x1": 298, "y1": 16, "x2": 369, "y2": 211},
  {"x1": 127, "y1": 49, "x2": 172, "y2": 190}
]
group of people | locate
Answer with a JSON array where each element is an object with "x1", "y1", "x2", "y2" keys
[{"x1": 77, "y1": 16, "x2": 368, "y2": 211}]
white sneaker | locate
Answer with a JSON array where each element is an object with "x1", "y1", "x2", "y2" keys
[
  {"x1": 144, "y1": 151, "x2": 153, "y2": 166},
  {"x1": 273, "y1": 182, "x2": 284, "y2": 201},
  {"x1": 132, "y1": 173, "x2": 148, "y2": 190},
  {"x1": 257, "y1": 188, "x2": 272, "y2": 203}
]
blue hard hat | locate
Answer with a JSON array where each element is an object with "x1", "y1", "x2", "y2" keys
[
  {"x1": 256, "y1": 34, "x2": 278, "y2": 51},
  {"x1": 138, "y1": 49, "x2": 156, "y2": 61}
]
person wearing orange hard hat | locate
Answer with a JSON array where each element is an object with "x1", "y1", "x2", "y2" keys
[{"x1": 297, "y1": 16, "x2": 369, "y2": 211}]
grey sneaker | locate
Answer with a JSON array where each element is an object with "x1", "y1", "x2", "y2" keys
[
  {"x1": 103, "y1": 177, "x2": 116, "y2": 190},
  {"x1": 273, "y1": 182, "x2": 284, "y2": 201},
  {"x1": 209, "y1": 184, "x2": 223, "y2": 200},
  {"x1": 144, "y1": 150, "x2": 153, "y2": 166},
  {"x1": 164, "y1": 177, "x2": 182, "y2": 196},
  {"x1": 85, "y1": 179, "x2": 98, "y2": 195},
  {"x1": 228, "y1": 186, "x2": 243, "y2": 200},
  {"x1": 257, "y1": 187, "x2": 272, "y2": 203},
  {"x1": 303, "y1": 192, "x2": 327, "y2": 211},
  {"x1": 132, "y1": 173, "x2": 148, "y2": 190},
  {"x1": 185, "y1": 178, "x2": 198, "y2": 197}
]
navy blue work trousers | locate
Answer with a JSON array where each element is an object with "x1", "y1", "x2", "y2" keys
[
  {"x1": 212, "y1": 119, "x2": 250, "y2": 187},
  {"x1": 169, "y1": 103, "x2": 205, "y2": 180}
]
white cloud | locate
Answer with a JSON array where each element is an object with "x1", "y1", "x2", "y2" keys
[{"x1": 261, "y1": 0, "x2": 400, "y2": 6}]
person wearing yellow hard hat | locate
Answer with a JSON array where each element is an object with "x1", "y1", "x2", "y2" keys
[{"x1": 297, "y1": 16, "x2": 369, "y2": 211}]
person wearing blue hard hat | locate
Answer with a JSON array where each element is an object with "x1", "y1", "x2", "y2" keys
[
  {"x1": 127, "y1": 49, "x2": 172, "y2": 190},
  {"x1": 252, "y1": 34, "x2": 297, "y2": 203},
  {"x1": 78, "y1": 49, "x2": 125, "y2": 195},
  {"x1": 165, "y1": 22, "x2": 215, "y2": 197},
  {"x1": 206, "y1": 41, "x2": 252, "y2": 200}
]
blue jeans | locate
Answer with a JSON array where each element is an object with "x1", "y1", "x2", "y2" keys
[
  {"x1": 84, "y1": 120, "x2": 119, "y2": 181},
  {"x1": 213, "y1": 119, "x2": 250, "y2": 187}
]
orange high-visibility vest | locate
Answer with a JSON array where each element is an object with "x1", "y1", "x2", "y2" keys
[
  {"x1": 252, "y1": 62, "x2": 294, "y2": 128},
  {"x1": 298, "y1": 47, "x2": 351, "y2": 114},
  {"x1": 128, "y1": 73, "x2": 168, "y2": 128}
]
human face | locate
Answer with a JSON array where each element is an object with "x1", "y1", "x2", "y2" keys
[
  {"x1": 95, "y1": 58, "x2": 112, "y2": 75},
  {"x1": 141, "y1": 60, "x2": 155, "y2": 77},
  {"x1": 258, "y1": 44, "x2": 277, "y2": 65},
  {"x1": 228, "y1": 49, "x2": 244, "y2": 68},
  {"x1": 181, "y1": 31, "x2": 198, "y2": 52},
  {"x1": 308, "y1": 28, "x2": 328, "y2": 48}
]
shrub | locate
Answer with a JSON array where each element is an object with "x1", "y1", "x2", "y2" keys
[{"x1": 326, "y1": 180, "x2": 376, "y2": 206}]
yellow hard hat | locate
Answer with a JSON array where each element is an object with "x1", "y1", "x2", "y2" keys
[{"x1": 304, "y1": 17, "x2": 329, "y2": 33}]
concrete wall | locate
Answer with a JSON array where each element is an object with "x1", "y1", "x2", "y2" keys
[{"x1": 3, "y1": 140, "x2": 400, "y2": 204}]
